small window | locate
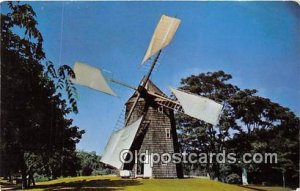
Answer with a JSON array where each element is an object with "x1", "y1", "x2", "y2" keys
[
  {"x1": 158, "y1": 106, "x2": 164, "y2": 113},
  {"x1": 165, "y1": 128, "x2": 171, "y2": 139}
]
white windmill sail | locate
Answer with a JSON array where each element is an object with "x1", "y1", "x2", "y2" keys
[
  {"x1": 170, "y1": 87, "x2": 223, "y2": 126},
  {"x1": 142, "y1": 15, "x2": 181, "y2": 64},
  {"x1": 72, "y1": 62, "x2": 117, "y2": 96},
  {"x1": 100, "y1": 132, "x2": 122, "y2": 167},
  {"x1": 101, "y1": 116, "x2": 143, "y2": 169}
]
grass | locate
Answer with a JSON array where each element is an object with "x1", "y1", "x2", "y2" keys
[
  {"x1": 244, "y1": 185, "x2": 292, "y2": 191},
  {"x1": 1, "y1": 176, "x2": 290, "y2": 191}
]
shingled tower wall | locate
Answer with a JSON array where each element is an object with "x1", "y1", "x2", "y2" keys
[{"x1": 123, "y1": 80, "x2": 183, "y2": 178}]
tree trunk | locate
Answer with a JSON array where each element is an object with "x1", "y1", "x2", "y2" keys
[
  {"x1": 211, "y1": 162, "x2": 220, "y2": 181},
  {"x1": 282, "y1": 172, "x2": 285, "y2": 188},
  {"x1": 21, "y1": 157, "x2": 28, "y2": 189},
  {"x1": 28, "y1": 172, "x2": 35, "y2": 186},
  {"x1": 21, "y1": 171, "x2": 27, "y2": 189},
  {"x1": 8, "y1": 172, "x2": 12, "y2": 183},
  {"x1": 32, "y1": 174, "x2": 35, "y2": 186}
]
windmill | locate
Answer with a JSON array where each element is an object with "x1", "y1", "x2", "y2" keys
[{"x1": 72, "y1": 15, "x2": 223, "y2": 178}]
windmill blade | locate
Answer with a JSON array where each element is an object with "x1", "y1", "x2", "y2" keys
[
  {"x1": 125, "y1": 50, "x2": 162, "y2": 126},
  {"x1": 71, "y1": 62, "x2": 117, "y2": 96},
  {"x1": 101, "y1": 116, "x2": 143, "y2": 169},
  {"x1": 170, "y1": 87, "x2": 223, "y2": 126},
  {"x1": 124, "y1": 15, "x2": 181, "y2": 124},
  {"x1": 109, "y1": 78, "x2": 137, "y2": 91},
  {"x1": 142, "y1": 15, "x2": 181, "y2": 64}
]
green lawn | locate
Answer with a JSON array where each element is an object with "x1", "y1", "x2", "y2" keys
[
  {"x1": 9, "y1": 176, "x2": 289, "y2": 191},
  {"x1": 244, "y1": 185, "x2": 292, "y2": 191}
]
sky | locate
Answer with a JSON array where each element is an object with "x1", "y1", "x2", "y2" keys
[{"x1": 2, "y1": 1, "x2": 300, "y2": 154}]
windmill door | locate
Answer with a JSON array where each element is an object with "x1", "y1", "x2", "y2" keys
[{"x1": 143, "y1": 154, "x2": 152, "y2": 178}]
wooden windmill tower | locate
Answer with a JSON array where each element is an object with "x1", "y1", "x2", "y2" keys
[{"x1": 72, "y1": 15, "x2": 223, "y2": 178}]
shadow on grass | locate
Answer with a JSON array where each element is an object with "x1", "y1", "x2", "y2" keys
[
  {"x1": 27, "y1": 179, "x2": 141, "y2": 191},
  {"x1": 239, "y1": 185, "x2": 267, "y2": 191},
  {"x1": 239, "y1": 185, "x2": 291, "y2": 191}
]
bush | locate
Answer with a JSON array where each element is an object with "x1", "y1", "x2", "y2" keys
[
  {"x1": 82, "y1": 166, "x2": 93, "y2": 176},
  {"x1": 33, "y1": 174, "x2": 50, "y2": 182},
  {"x1": 226, "y1": 173, "x2": 241, "y2": 184},
  {"x1": 92, "y1": 170, "x2": 109, "y2": 176}
]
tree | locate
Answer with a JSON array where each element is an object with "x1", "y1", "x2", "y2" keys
[
  {"x1": 76, "y1": 151, "x2": 104, "y2": 176},
  {"x1": 1, "y1": 2, "x2": 84, "y2": 188},
  {"x1": 229, "y1": 89, "x2": 299, "y2": 186},
  {"x1": 176, "y1": 71, "x2": 299, "y2": 187},
  {"x1": 176, "y1": 71, "x2": 239, "y2": 180}
]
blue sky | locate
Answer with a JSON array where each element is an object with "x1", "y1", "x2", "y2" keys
[{"x1": 2, "y1": 1, "x2": 300, "y2": 154}]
